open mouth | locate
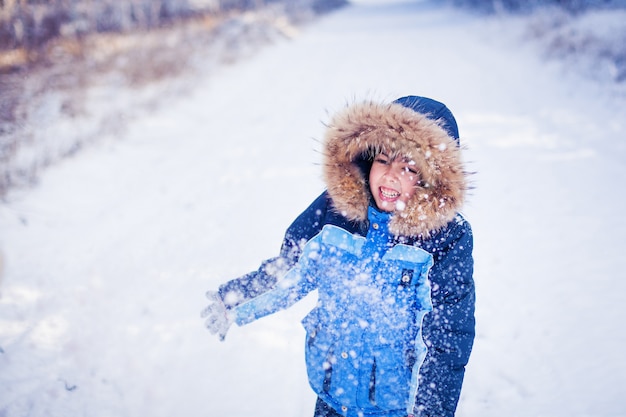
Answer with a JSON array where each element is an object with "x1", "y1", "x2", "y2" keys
[{"x1": 379, "y1": 187, "x2": 400, "y2": 201}]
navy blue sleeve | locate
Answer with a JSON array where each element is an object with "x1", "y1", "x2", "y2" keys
[
  {"x1": 219, "y1": 191, "x2": 351, "y2": 308},
  {"x1": 415, "y1": 216, "x2": 475, "y2": 417}
]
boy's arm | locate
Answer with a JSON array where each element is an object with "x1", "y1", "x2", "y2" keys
[
  {"x1": 415, "y1": 216, "x2": 476, "y2": 417},
  {"x1": 234, "y1": 236, "x2": 320, "y2": 325},
  {"x1": 219, "y1": 191, "x2": 367, "y2": 309},
  {"x1": 217, "y1": 192, "x2": 332, "y2": 309},
  {"x1": 202, "y1": 235, "x2": 320, "y2": 339}
]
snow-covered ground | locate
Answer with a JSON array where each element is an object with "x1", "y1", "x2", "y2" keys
[{"x1": 1, "y1": 0, "x2": 626, "y2": 416}]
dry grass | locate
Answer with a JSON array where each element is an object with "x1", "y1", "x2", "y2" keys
[{"x1": 0, "y1": 7, "x2": 302, "y2": 198}]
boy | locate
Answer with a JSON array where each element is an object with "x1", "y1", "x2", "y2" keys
[{"x1": 202, "y1": 96, "x2": 475, "y2": 417}]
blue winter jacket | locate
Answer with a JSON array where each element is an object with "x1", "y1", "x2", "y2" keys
[
  {"x1": 236, "y1": 205, "x2": 435, "y2": 417},
  {"x1": 218, "y1": 97, "x2": 475, "y2": 417},
  {"x1": 221, "y1": 192, "x2": 474, "y2": 417}
]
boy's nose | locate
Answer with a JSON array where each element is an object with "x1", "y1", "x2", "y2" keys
[{"x1": 385, "y1": 166, "x2": 402, "y2": 181}]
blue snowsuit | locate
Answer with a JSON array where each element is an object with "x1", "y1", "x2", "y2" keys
[
  {"x1": 218, "y1": 97, "x2": 475, "y2": 417},
  {"x1": 236, "y1": 206, "x2": 435, "y2": 417}
]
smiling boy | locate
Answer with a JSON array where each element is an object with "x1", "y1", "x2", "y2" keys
[
  {"x1": 368, "y1": 153, "x2": 420, "y2": 212},
  {"x1": 203, "y1": 96, "x2": 475, "y2": 417}
]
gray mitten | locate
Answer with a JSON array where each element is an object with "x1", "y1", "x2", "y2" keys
[{"x1": 201, "y1": 290, "x2": 234, "y2": 341}]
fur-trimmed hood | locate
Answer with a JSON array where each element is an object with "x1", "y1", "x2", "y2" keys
[{"x1": 322, "y1": 96, "x2": 468, "y2": 237}]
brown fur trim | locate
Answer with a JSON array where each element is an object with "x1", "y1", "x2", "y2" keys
[{"x1": 322, "y1": 101, "x2": 467, "y2": 237}]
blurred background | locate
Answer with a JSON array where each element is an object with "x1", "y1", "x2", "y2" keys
[{"x1": 1, "y1": 0, "x2": 626, "y2": 200}]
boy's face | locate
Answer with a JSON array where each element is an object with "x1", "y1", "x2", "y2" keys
[{"x1": 369, "y1": 153, "x2": 420, "y2": 212}]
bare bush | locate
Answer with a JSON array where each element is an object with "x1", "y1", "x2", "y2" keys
[
  {"x1": 447, "y1": 0, "x2": 626, "y2": 14},
  {"x1": 0, "y1": 0, "x2": 348, "y2": 198},
  {"x1": 526, "y1": 7, "x2": 626, "y2": 82},
  {"x1": 445, "y1": 0, "x2": 626, "y2": 85},
  {"x1": 0, "y1": 0, "x2": 345, "y2": 50}
]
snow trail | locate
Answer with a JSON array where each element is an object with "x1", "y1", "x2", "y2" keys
[{"x1": 1, "y1": 1, "x2": 625, "y2": 416}]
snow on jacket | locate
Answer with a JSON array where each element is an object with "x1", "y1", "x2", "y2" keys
[
  {"x1": 218, "y1": 96, "x2": 475, "y2": 417},
  {"x1": 236, "y1": 205, "x2": 435, "y2": 417}
]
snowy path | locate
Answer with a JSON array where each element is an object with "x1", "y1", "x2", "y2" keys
[{"x1": 1, "y1": 1, "x2": 626, "y2": 416}]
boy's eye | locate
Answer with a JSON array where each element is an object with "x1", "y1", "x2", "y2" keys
[
  {"x1": 374, "y1": 156, "x2": 390, "y2": 165},
  {"x1": 399, "y1": 164, "x2": 418, "y2": 175}
]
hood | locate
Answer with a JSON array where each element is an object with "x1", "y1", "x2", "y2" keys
[{"x1": 322, "y1": 96, "x2": 468, "y2": 237}]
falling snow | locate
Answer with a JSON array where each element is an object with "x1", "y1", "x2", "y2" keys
[{"x1": 1, "y1": 1, "x2": 626, "y2": 417}]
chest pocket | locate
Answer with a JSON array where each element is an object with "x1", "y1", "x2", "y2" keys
[
  {"x1": 376, "y1": 245, "x2": 434, "y2": 332},
  {"x1": 384, "y1": 244, "x2": 433, "y2": 289}
]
